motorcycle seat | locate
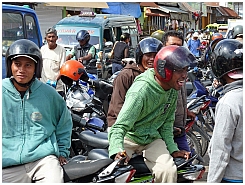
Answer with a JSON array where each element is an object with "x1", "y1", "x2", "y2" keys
[
  {"x1": 63, "y1": 158, "x2": 113, "y2": 182},
  {"x1": 88, "y1": 148, "x2": 109, "y2": 160},
  {"x1": 128, "y1": 155, "x2": 151, "y2": 176},
  {"x1": 78, "y1": 130, "x2": 109, "y2": 148}
]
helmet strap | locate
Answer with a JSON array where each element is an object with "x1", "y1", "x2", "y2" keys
[{"x1": 11, "y1": 76, "x2": 35, "y2": 88}]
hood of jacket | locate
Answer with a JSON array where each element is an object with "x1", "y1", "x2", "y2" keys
[{"x1": 223, "y1": 79, "x2": 243, "y2": 94}]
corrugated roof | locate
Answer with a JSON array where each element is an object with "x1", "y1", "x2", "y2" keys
[
  {"x1": 158, "y1": 5, "x2": 188, "y2": 14},
  {"x1": 204, "y1": 2, "x2": 219, "y2": 7},
  {"x1": 222, "y1": 6, "x2": 239, "y2": 17},
  {"x1": 140, "y1": 2, "x2": 159, "y2": 8},
  {"x1": 178, "y1": 2, "x2": 196, "y2": 12},
  {"x1": 217, "y1": 6, "x2": 239, "y2": 17},
  {"x1": 145, "y1": 7, "x2": 169, "y2": 17}
]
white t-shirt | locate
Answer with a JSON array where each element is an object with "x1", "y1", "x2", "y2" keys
[{"x1": 40, "y1": 44, "x2": 66, "y2": 92}]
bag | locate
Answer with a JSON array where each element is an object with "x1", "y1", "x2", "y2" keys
[{"x1": 108, "y1": 41, "x2": 118, "y2": 59}]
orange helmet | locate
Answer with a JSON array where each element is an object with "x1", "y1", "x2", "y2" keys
[
  {"x1": 59, "y1": 60, "x2": 85, "y2": 86},
  {"x1": 212, "y1": 33, "x2": 223, "y2": 41}
]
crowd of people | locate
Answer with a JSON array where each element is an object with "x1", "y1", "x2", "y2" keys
[{"x1": 2, "y1": 24, "x2": 243, "y2": 183}]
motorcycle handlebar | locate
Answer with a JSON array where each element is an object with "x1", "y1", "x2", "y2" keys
[
  {"x1": 71, "y1": 112, "x2": 87, "y2": 128},
  {"x1": 71, "y1": 112, "x2": 105, "y2": 132}
]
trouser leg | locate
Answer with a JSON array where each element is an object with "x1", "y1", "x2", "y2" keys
[
  {"x1": 2, "y1": 165, "x2": 32, "y2": 183},
  {"x1": 123, "y1": 138, "x2": 177, "y2": 183},
  {"x1": 30, "y1": 155, "x2": 64, "y2": 183},
  {"x1": 143, "y1": 139, "x2": 177, "y2": 183},
  {"x1": 2, "y1": 155, "x2": 63, "y2": 183}
]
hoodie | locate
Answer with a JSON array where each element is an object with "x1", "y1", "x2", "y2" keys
[
  {"x1": 108, "y1": 68, "x2": 179, "y2": 157},
  {"x1": 207, "y1": 79, "x2": 243, "y2": 182},
  {"x1": 2, "y1": 78, "x2": 72, "y2": 168},
  {"x1": 107, "y1": 62, "x2": 142, "y2": 127}
]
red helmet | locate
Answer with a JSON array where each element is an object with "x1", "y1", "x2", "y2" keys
[
  {"x1": 59, "y1": 60, "x2": 85, "y2": 86},
  {"x1": 211, "y1": 33, "x2": 223, "y2": 41},
  {"x1": 154, "y1": 45, "x2": 196, "y2": 82}
]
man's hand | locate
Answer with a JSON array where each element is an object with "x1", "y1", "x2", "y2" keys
[
  {"x1": 173, "y1": 127, "x2": 182, "y2": 136},
  {"x1": 171, "y1": 150, "x2": 191, "y2": 160},
  {"x1": 78, "y1": 57, "x2": 83, "y2": 62},
  {"x1": 114, "y1": 149, "x2": 130, "y2": 164},
  {"x1": 187, "y1": 109, "x2": 196, "y2": 120},
  {"x1": 59, "y1": 156, "x2": 68, "y2": 165}
]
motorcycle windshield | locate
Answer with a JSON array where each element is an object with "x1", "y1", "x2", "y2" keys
[{"x1": 66, "y1": 87, "x2": 93, "y2": 109}]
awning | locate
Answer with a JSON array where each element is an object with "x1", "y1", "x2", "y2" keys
[
  {"x1": 158, "y1": 5, "x2": 189, "y2": 21},
  {"x1": 44, "y1": 2, "x2": 109, "y2": 8},
  {"x1": 146, "y1": 7, "x2": 169, "y2": 17}
]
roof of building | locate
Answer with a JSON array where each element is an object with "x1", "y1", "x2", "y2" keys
[
  {"x1": 217, "y1": 6, "x2": 239, "y2": 17},
  {"x1": 204, "y1": 2, "x2": 220, "y2": 7}
]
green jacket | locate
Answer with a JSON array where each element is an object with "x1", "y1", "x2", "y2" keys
[
  {"x1": 2, "y1": 78, "x2": 72, "y2": 168},
  {"x1": 108, "y1": 69, "x2": 179, "y2": 157}
]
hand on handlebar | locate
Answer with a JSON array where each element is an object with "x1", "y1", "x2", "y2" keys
[
  {"x1": 59, "y1": 156, "x2": 68, "y2": 165},
  {"x1": 114, "y1": 149, "x2": 130, "y2": 164},
  {"x1": 172, "y1": 150, "x2": 191, "y2": 160}
]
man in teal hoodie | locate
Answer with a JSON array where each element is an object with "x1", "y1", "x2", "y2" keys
[
  {"x1": 2, "y1": 39, "x2": 72, "y2": 183},
  {"x1": 108, "y1": 45, "x2": 196, "y2": 183}
]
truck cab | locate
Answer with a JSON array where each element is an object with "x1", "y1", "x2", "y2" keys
[
  {"x1": 54, "y1": 12, "x2": 139, "y2": 79},
  {"x1": 2, "y1": 4, "x2": 42, "y2": 79}
]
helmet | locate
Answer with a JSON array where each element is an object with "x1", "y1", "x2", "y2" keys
[
  {"x1": 211, "y1": 33, "x2": 223, "y2": 41},
  {"x1": 211, "y1": 39, "x2": 243, "y2": 79},
  {"x1": 76, "y1": 30, "x2": 90, "y2": 43},
  {"x1": 59, "y1": 60, "x2": 85, "y2": 86},
  {"x1": 206, "y1": 37, "x2": 225, "y2": 63},
  {"x1": 151, "y1": 30, "x2": 165, "y2": 42},
  {"x1": 154, "y1": 45, "x2": 196, "y2": 82},
  {"x1": 232, "y1": 25, "x2": 243, "y2": 38},
  {"x1": 136, "y1": 37, "x2": 163, "y2": 64},
  {"x1": 5, "y1": 39, "x2": 42, "y2": 78}
]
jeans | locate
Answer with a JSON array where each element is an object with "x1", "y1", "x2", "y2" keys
[
  {"x1": 174, "y1": 133, "x2": 191, "y2": 152},
  {"x1": 112, "y1": 63, "x2": 124, "y2": 74}
]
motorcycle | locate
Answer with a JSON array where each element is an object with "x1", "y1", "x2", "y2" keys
[
  {"x1": 71, "y1": 113, "x2": 206, "y2": 183},
  {"x1": 186, "y1": 95, "x2": 212, "y2": 158},
  {"x1": 61, "y1": 71, "x2": 112, "y2": 157},
  {"x1": 187, "y1": 67, "x2": 218, "y2": 132},
  {"x1": 63, "y1": 155, "x2": 136, "y2": 183},
  {"x1": 87, "y1": 148, "x2": 205, "y2": 183}
]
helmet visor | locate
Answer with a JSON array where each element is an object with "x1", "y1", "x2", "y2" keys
[{"x1": 165, "y1": 46, "x2": 197, "y2": 70}]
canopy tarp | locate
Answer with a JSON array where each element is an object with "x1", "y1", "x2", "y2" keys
[{"x1": 101, "y1": 2, "x2": 141, "y2": 18}]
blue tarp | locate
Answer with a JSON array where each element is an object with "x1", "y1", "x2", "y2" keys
[{"x1": 101, "y1": 2, "x2": 141, "y2": 18}]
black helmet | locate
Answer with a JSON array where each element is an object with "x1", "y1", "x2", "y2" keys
[
  {"x1": 76, "y1": 30, "x2": 90, "y2": 43},
  {"x1": 136, "y1": 37, "x2": 163, "y2": 64},
  {"x1": 154, "y1": 45, "x2": 196, "y2": 82},
  {"x1": 5, "y1": 39, "x2": 42, "y2": 78},
  {"x1": 232, "y1": 25, "x2": 243, "y2": 38},
  {"x1": 211, "y1": 39, "x2": 243, "y2": 79}
]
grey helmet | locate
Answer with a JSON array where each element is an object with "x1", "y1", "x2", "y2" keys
[{"x1": 5, "y1": 39, "x2": 42, "y2": 78}]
